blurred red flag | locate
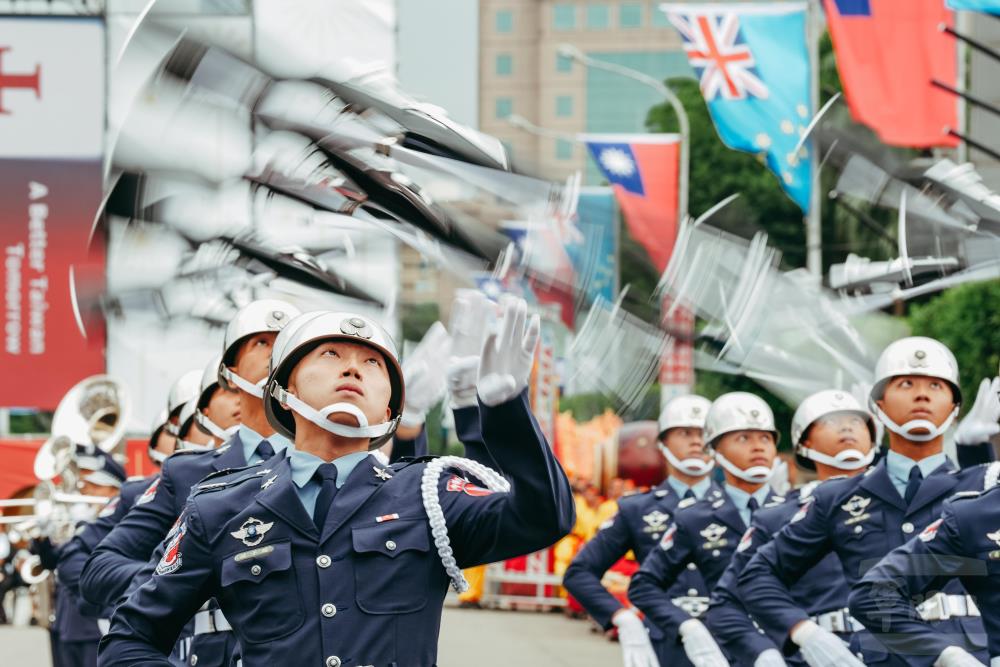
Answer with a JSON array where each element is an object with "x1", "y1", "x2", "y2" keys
[{"x1": 823, "y1": 0, "x2": 958, "y2": 148}]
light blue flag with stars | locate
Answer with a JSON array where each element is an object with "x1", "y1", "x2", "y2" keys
[
  {"x1": 947, "y1": 0, "x2": 1000, "y2": 13},
  {"x1": 662, "y1": 2, "x2": 813, "y2": 211}
]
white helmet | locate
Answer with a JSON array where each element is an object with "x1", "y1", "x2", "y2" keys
[
  {"x1": 165, "y1": 369, "x2": 202, "y2": 436},
  {"x1": 219, "y1": 299, "x2": 302, "y2": 398},
  {"x1": 175, "y1": 399, "x2": 213, "y2": 452},
  {"x1": 194, "y1": 354, "x2": 238, "y2": 440},
  {"x1": 792, "y1": 390, "x2": 876, "y2": 471},
  {"x1": 869, "y1": 336, "x2": 961, "y2": 442},
  {"x1": 264, "y1": 311, "x2": 404, "y2": 448},
  {"x1": 657, "y1": 395, "x2": 714, "y2": 478},
  {"x1": 147, "y1": 409, "x2": 171, "y2": 464},
  {"x1": 705, "y1": 392, "x2": 779, "y2": 485}
]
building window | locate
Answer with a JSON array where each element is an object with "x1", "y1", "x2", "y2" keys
[
  {"x1": 652, "y1": 3, "x2": 672, "y2": 27},
  {"x1": 556, "y1": 138, "x2": 574, "y2": 160},
  {"x1": 556, "y1": 95, "x2": 573, "y2": 117},
  {"x1": 496, "y1": 9, "x2": 513, "y2": 33},
  {"x1": 586, "y1": 4, "x2": 610, "y2": 29},
  {"x1": 556, "y1": 52, "x2": 574, "y2": 73},
  {"x1": 620, "y1": 3, "x2": 642, "y2": 28},
  {"x1": 495, "y1": 97, "x2": 513, "y2": 119},
  {"x1": 495, "y1": 53, "x2": 513, "y2": 76},
  {"x1": 553, "y1": 4, "x2": 576, "y2": 30}
]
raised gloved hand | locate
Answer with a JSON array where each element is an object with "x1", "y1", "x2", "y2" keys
[
  {"x1": 447, "y1": 290, "x2": 496, "y2": 409},
  {"x1": 401, "y1": 321, "x2": 451, "y2": 428},
  {"x1": 954, "y1": 377, "x2": 1000, "y2": 446},
  {"x1": 611, "y1": 609, "x2": 661, "y2": 667},
  {"x1": 934, "y1": 646, "x2": 988, "y2": 667},
  {"x1": 791, "y1": 620, "x2": 864, "y2": 667},
  {"x1": 477, "y1": 295, "x2": 539, "y2": 407},
  {"x1": 678, "y1": 619, "x2": 730, "y2": 667},
  {"x1": 754, "y1": 649, "x2": 787, "y2": 667}
]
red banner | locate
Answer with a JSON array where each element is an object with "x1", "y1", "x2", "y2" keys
[{"x1": 0, "y1": 18, "x2": 106, "y2": 409}]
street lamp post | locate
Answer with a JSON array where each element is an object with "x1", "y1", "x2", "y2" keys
[{"x1": 556, "y1": 43, "x2": 690, "y2": 225}]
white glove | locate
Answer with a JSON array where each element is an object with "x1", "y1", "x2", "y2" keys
[
  {"x1": 791, "y1": 620, "x2": 864, "y2": 667},
  {"x1": 954, "y1": 377, "x2": 1000, "y2": 445},
  {"x1": 935, "y1": 646, "x2": 987, "y2": 667},
  {"x1": 754, "y1": 649, "x2": 787, "y2": 667},
  {"x1": 612, "y1": 609, "x2": 661, "y2": 667},
  {"x1": 401, "y1": 321, "x2": 451, "y2": 427},
  {"x1": 678, "y1": 619, "x2": 729, "y2": 667},
  {"x1": 447, "y1": 290, "x2": 496, "y2": 409},
  {"x1": 477, "y1": 295, "x2": 540, "y2": 407}
]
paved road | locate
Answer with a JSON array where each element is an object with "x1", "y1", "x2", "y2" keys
[{"x1": 0, "y1": 608, "x2": 619, "y2": 666}]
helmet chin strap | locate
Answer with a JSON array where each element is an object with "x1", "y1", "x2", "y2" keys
[
  {"x1": 798, "y1": 446, "x2": 875, "y2": 470},
  {"x1": 272, "y1": 386, "x2": 398, "y2": 440},
  {"x1": 658, "y1": 444, "x2": 715, "y2": 477},
  {"x1": 195, "y1": 412, "x2": 239, "y2": 441},
  {"x1": 176, "y1": 439, "x2": 213, "y2": 453},
  {"x1": 220, "y1": 367, "x2": 266, "y2": 399},
  {"x1": 715, "y1": 451, "x2": 776, "y2": 484},
  {"x1": 873, "y1": 405, "x2": 959, "y2": 443},
  {"x1": 148, "y1": 448, "x2": 169, "y2": 464}
]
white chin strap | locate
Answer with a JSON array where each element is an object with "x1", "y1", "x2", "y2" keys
[
  {"x1": 798, "y1": 446, "x2": 875, "y2": 471},
  {"x1": 177, "y1": 439, "x2": 213, "y2": 453},
  {"x1": 873, "y1": 405, "x2": 959, "y2": 443},
  {"x1": 220, "y1": 367, "x2": 266, "y2": 399},
  {"x1": 658, "y1": 444, "x2": 715, "y2": 477},
  {"x1": 195, "y1": 412, "x2": 239, "y2": 441},
  {"x1": 715, "y1": 451, "x2": 776, "y2": 484},
  {"x1": 272, "y1": 386, "x2": 398, "y2": 440},
  {"x1": 148, "y1": 448, "x2": 169, "y2": 464}
]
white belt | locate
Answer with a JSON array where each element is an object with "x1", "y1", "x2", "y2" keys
[
  {"x1": 672, "y1": 596, "x2": 710, "y2": 617},
  {"x1": 811, "y1": 608, "x2": 863, "y2": 634},
  {"x1": 193, "y1": 608, "x2": 233, "y2": 635},
  {"x1": 915, "y1": 593, "x2": 980, "y2": 621}
]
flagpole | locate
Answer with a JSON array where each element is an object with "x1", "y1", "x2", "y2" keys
[{"x1": 806, "y1": 0, "x2": 823, "y2": 283}]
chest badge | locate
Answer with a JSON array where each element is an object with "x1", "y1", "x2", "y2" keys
[
  {"x1": 988, "y1": 529, "x2": 1000, "y2": 548},
  {"x1": 700, "y1": 522, "x2": 729, "y2": 550},
  {"x1": 373, "y1": 466, "x2": 392, "y2": 481},
  {"x1": 842, "y1": 495, "x2": 871, "y2": 517},
  {"x1": 642, "y1": 510, "x2": 670, "y2": 532},
  {"x1": 231, "y1": 517, "x2": 274, "y2": 547}
]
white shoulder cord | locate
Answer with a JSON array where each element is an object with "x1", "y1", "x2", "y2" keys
[
  {"x1": 985, "y1": 461, "x2": 1000, "y2": 491},
  {"x1": 420, "y1": 455, "x2": 511, "y2": 592}
]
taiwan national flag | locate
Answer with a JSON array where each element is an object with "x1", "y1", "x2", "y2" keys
[
  {"x1": 662, "y1": 2, "x2": 813, "y2": 212},
  {"x1": 583, "y1": 135, "x2": 680, "y2": 273},
  {"x1": 823, "y1": 0, "x2": 958, "y2": 148}
]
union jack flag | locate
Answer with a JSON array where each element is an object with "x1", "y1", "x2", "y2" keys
[{"x1": 667, "y1": 11, "x2": 769, "y2": 101}]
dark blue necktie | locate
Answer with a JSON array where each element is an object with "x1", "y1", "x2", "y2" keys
[
  {"x1": 312, "y1": 463, "x2": 339, "y2": 532},
  {"x1": 904, "y1": 466, "x2": 923, "y2": 505},
  {"x1": 747, "y1": 497, "x2": 759, "y2": 519},
  {"x1": 683, "y1": 489, "x2": 696, "y2": 501},
  {"x1": 255, "y1": 440, "x2": 275, "y2": 462}
]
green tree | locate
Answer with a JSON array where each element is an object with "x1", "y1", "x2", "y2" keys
[{"x1": 907, "y1": 280, "x2": 1000, "y2": 412}]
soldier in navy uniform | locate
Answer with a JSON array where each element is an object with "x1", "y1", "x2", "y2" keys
[
  {"x1": 43, "y1": 449, "x2": 127, "y2": 667},
  {"x1": 81, "y1": 299, "x2": 303, "y2": 667},
  {"x1": 98, "y1": 296, "x2": 575, "y2": 666},
  {"x1": 740, "y1": 337, "x2": 996, "y2": 667},
  {"x1": 705, "y1": 390, "x2": 878, "y2": 667},
  {"x1": 629, "y1": 392, "x2": 785, "y2": 667},
  {"x1": 563, "y1": 394, "x2": 716, "y2": 667}
]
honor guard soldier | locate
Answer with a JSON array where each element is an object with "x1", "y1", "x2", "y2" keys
[
  {"x1": 706, "y1": 390, "x2": 877, "y2": 667},
  {"x1": 46, "y1": 449, "x2": 127, "y2": 667},
  {"x1": 81, "y1": 299, "x2": 303, "y2": 667},
  {"x1": 98, "y1": 296, "x2": 575, "y2": 666},
  {"x1": 563, "y1": 394, "x2": 716, "y2": 667},
  {"x1": 740, "y1": 337, "x2": 995, "y2": 667},
  {"x1": 629, "y1": 392, "x2": 784, "y2": 667}
]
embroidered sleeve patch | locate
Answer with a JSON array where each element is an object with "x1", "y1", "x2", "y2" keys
[
  {"x1": 659, "y1": 524, "x2": 677, "y2": 551},
  {"x1": 736, "y1": 527, "x2": 755, "y2": 553},
  {"x1": 136, "y1": 478, "x2": 160, "y2": 506},
  {"x1": 156, "y1": 520, "x2": 187, "y2": 575},
  {"x1": 919, "y1": 518, "x2": 943, "y2": 543},
  {"x1": 446, "y1": 475, "x2": 493, "y2": 497},
  {"x1": 98, "y1": 496, "x2": 120, "y2": 519},
  {"x1": 790, "y1": 496, "x2": 814, "y2": 524}
]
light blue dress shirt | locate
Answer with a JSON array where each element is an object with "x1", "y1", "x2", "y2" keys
[
  {"x1": 885, "y1": 450, "x2": 948, "y2": 499},
  {"x1": 724, "y1": 483, "x2": 772, "y2": 526},
  {"x1": 239, "y1": 425, "x2": 291, "y2": 466},
  {"x1": 666, "y1": 475, "x2": 713, "y2": 500},
  {"x1": 289, "y1": 449, "x2": 369, "y2": 518}
]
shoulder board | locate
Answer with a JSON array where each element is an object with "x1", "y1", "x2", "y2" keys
[
  {"x1": 193, "y1": 467, "x2": 273, "y2": 496},
  {"x1": 391, "y1": 455, "x2": 439, "y2": 470},
  {"x1": 125, "y1": 475, "x2": 147, "y2": 482},
  {"x1": 169, "y1": 449, "x2": 203, "y2": 458},
  {"x1": 951, "y1": 490, "x2": 982, "y2": 501},
  {"x1": 678, "y1": 497, "x2": 698, "y2": 509},
  {"x1": 211, "y1": 443, "x2": 233, "y2": 457},
  {"x1": 763, "y1": 496, "x2": 786, "y2": 508}
]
